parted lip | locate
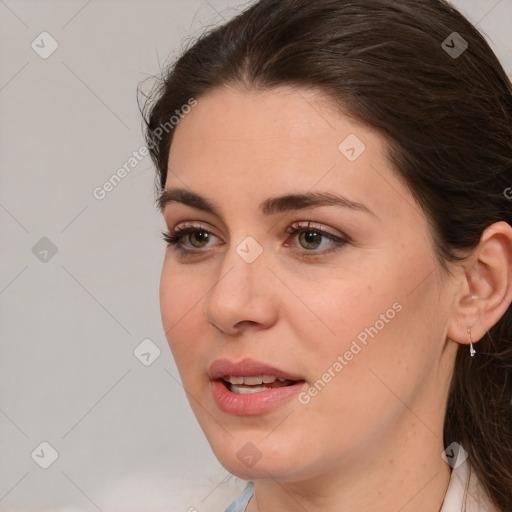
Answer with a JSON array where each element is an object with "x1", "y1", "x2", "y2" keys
[{"x1": 208, "y1": 358, "x2": 305, "y2": 382}]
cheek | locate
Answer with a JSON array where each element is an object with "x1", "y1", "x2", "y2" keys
[
  {"x1": 287, "y1": 265, "x2": 399, "y2": 356},
  {"x1": 291, "y1": 259, "x2": 440, "y2": 399},
  {"x1": 159, "y1": 262, "x2": 205, "y2": 363},
  {"x1": 307, "y1": 243, "x2": 439, "y2": 355},
  {"x1": 302, "y1": 276, "x2": 445, "y2": 427}
]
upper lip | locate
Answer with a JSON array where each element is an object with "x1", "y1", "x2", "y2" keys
[{"x1": 208, "y1": 358, "x2": 304, "y2": 382}]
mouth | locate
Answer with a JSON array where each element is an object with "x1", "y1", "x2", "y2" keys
[
  {"x1": 208, "y1": 358, "x2": 306, "y2": 415},
  {"x1": 220, "y1": 375, "x2": 300, "y2": 394}
]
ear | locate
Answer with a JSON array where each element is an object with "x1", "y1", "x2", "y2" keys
[{"x1": 447, "y1": 221, "x2": 512, "y2": 348}]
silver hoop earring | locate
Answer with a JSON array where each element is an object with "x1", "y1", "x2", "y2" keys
[{"x1": 467, "y1": 327, "x2": 476, "y2": 357}]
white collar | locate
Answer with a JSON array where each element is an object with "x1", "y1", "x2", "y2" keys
[
  {"x1": 440, "y1": 461, "x2": 499, "y2": 512},
  {"x1": 235, "y1": 461, "x2": 499, "y2": 512}
]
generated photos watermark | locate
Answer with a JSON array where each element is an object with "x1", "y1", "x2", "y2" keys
[
  {"x1": 298, "y1": 301, "x2": 403, "y2": 405},
  {"x1": 92, "y1": 97, "x2": 198, "y2": 200}
]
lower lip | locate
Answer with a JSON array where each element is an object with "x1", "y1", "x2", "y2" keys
[{"x1": 211, "y1": 380, "x2": 306, "y2": 415}]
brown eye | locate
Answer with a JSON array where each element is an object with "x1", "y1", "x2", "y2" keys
[
  {"x1": 161, "y1": 225, "x2": 219, "y2": 252},
  {"x1": 298, "y1": 230, "x2": 323, "y2": 250},
  {"x1": 188, "y1": 230, "x2": 211, "y2": 248},
  {"x1": 162, "y1": 221, "x2": 348, "y2": 259},
  {"x1": 285, "y1": 222, "x2": 349, "y2": 257}
]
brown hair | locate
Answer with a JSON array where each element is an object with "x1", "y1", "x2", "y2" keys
[{"x1": 141, "y1": 0, "x2": 512, "y2": 508}]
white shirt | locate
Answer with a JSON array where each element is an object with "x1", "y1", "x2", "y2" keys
[
  {"x1": 224, "y1": 461, "x2": 500, "y2": 512},
  {"x1": 440, "y1": 460, "x2": 499, "y2": 512}
]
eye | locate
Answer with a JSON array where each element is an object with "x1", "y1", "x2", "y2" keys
[
  {"x1": 284, "y1": 221, "x2": 348, "y2": 256},
  {"x1": 161, "y1": 221, "x2": 349, "y2": 258},
  {"x1": 161, "y1": 224, "x2": 220, "y2": 253}
]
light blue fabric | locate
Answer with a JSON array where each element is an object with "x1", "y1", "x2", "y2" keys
[{"x1": 224, "y1": 481, "x2": 254, "y2": 512}]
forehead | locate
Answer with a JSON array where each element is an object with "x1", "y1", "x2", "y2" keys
[
  {"x1": 165, "y1": 86, "x2": 421, "y2": 226},
  {"x1": 169, "y1": 85, "x2": 363, "y2": 163}
]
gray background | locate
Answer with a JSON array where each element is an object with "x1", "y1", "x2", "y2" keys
[{"x1": 0, "y1": 1, "x2": 511, "y2": 511}]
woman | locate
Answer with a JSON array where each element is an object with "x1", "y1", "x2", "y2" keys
[{"x1": 141, "y1": 0, "x2": 512, "y2": 510}]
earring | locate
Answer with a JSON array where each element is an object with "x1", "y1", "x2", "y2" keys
[{"x1": 467, "y1": 327, "x2": 476, "y2": 357}]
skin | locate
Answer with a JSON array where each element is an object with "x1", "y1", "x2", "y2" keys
[{"x1": 159, "y1": 85, "x2": 512, "y2": 512}]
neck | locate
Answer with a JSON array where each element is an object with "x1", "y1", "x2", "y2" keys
[{"x1": 246, "y1": 416, "x2": 452, "y2": 512}]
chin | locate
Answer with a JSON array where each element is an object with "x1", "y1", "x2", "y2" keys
[
  {"x1": 207, "y1": 432, "x2": 308, "y2": 482},
  {"x1": 217, "y1": 454, "x2": 297, "y2": 481}
]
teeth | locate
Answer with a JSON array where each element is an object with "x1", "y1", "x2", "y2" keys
[
  {"x1": 231, "y1": 385, "x2": 269, "y2": 394},
  {"x1": 224, "y1": 376, "x2": 244, "y2": 384},
  {"x1": 222, "y1": 375, "x2": 286, "y2": 385}
]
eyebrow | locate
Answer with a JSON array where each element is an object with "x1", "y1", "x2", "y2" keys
[{"x1": 157, "y1": 188, "x2": 375, "y2": 218}]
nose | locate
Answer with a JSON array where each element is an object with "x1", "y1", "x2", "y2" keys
[{"x1": 203, "y1": 236, "x2": 279, "y2": 336}]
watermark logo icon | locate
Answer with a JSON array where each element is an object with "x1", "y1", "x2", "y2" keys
[
  {"x1": 442, "y1": 442, "x2": 468, "y2": 469},
  {"x1": 338, "y1": 134, "x2": 366, "y2": 161},
  {"x1": 31, "y1": 441, "x2": 59, "y2": 469},
  {"x1": 31, "y1": 32, "x2": 59, "y2": 59},
  {"x1": 442, "y1": 32, "x2": 468, "y2": 59},
  {"x1": 236, "y1": 236, "x2": 263, "y2": 263},
  {"x1": 237, "y1": 442, "x2": 262, "y2": 468},
  {"x1": 32, "y1": 237, "x2": 58, "y2": 263},
  {"x1": 133, "y1": 338, "x2": 161, "y2": 366}
]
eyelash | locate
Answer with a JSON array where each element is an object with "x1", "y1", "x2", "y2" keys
[{"x1": 161, "y1": 222, "x2": 349, "y2": 259}]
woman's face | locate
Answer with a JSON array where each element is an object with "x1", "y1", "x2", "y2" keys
[{"x1": 159, "y1": 86, "x2": 459, "y2": 482}]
